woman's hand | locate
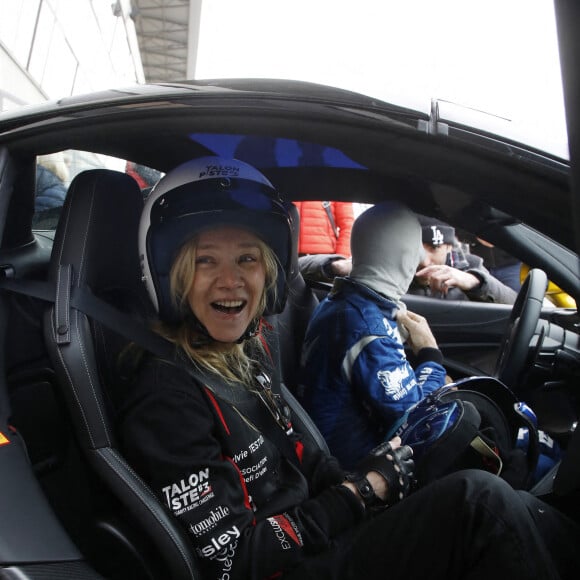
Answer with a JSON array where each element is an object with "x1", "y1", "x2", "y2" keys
[
  {"x1": 396, "y1": 310, "x2": 438, "y2": 354},
  {"x1": 342, "y1": 437, "x2": 414, "y2": 506},
  {"x1": 364, "y1": 436, "x2": 405, "y2": 502}
]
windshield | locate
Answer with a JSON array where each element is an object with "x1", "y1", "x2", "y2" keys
[
  {"x1": 196, "y1": 0, "x2": 567, "y2": 159},
  {"x1": 2, "y1": 0, "x2": 567, "y2": 160}
]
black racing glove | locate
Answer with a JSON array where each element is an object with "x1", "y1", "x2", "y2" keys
[{"x1": 348, "y1": 441, "x2": 415, "y2": 508}]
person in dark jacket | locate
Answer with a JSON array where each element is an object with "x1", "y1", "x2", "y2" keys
[
  {"x1": 461, "y1": 231, "x2": 523, "y2": 291},
  {"x1": 118, "y1": 157, "x2": 579, "y2": 580},
  {"x1": 410, "y1": 216, "x2": 518, "y2": 304},
  {"x1": 33, "y1": 153, "x2": 70, "y2": 229},
  {"x1": 35, "y1": 165, "x2": 67, "y2": 211},
  {"x1": 35, "y1": 152, "x2": 69, "y2": 212}
]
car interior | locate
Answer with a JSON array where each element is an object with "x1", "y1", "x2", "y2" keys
[{"x1": 1, "y1": 100, "x2": 579, "y2": 579}]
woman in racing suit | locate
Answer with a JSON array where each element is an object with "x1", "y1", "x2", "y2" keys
[{"x1": 118, "y1": 156, "x2": 579, "y2": 580}]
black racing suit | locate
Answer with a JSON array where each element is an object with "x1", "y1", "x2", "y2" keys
[
  {"x1": 118, "y1": 354, "x2": 364, "y2": 580},
  {"x1": 118, "y1": 352, "x2": 580, "y2": 580}
]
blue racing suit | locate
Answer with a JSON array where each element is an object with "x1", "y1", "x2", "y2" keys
[{"x1": 298, "y1": 277, "x2": 447, "y2": 469}]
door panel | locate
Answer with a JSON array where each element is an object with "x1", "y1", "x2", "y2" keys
[{"x1": 401, "y1": 295, "x2": 513, "y2": 377}]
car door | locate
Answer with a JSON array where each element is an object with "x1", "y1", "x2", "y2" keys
[{"x1": 402, "y1": 293, "x2": 512, "y2": 377}]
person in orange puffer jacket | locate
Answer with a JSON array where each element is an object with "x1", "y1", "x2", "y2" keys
[{"x1": 293, "y1": 201, "x2": 355, "y2": 257}]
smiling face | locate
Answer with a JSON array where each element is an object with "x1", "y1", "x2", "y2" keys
[{"x1": 186, "y1": 226, "x2": 267, "y2": 343}]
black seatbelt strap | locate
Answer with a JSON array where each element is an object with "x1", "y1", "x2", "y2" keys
[
  {"x1": 0, "y1": 276, "x2": 173, "y2": 357},
  {"x1": 322, "y1": 201, "x2": 339, "y2": 239},
  {"x1": 54, "y1": 264, "x2": 71, "y2": 345}
]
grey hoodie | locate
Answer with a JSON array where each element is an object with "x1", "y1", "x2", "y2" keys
[{"x1": 349, "y1": 201, "x2": 423, "y2": 305}]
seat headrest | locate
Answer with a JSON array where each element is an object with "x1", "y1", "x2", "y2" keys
[{"x1": 49, "y1": 169, "x2": 146, "y2": 304}]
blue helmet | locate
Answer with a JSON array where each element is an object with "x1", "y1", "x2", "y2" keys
[{"x1": 139, "y1": 156, "x2": 294, "y2": 323}]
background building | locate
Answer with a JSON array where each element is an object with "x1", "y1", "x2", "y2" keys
[{"x1": 0, "y1": 0, "x2": 147, "y2": 111}]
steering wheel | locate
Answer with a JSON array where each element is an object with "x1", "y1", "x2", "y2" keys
[{"x1": 494, "y1": 268, "x2": 548, "y2": 390}]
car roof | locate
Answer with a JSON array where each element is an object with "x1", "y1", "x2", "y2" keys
[{"x1": 0, "y1": 78, "x2": 573, "y2": 250}]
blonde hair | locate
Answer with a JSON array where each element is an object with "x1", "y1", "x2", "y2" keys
[{"x1": 154, "y1": 230, "x2": 279, "y2": 386}]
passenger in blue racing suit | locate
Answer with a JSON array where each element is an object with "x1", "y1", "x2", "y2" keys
[
  {"x1": 299, "y1": 202, "x2": 448, "y2": 469},
  {"x1": 119, "y1": 159, "x2": 580, "y2": 580}
]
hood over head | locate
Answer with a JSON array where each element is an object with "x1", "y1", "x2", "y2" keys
[{"x1": 350, "y1": 202, "x2": 423, "y2": 303}]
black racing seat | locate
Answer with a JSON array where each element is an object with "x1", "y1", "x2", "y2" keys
[
  {"x1": 263, "y1": 204, "x2": 328, "y2": 453},
  {"x1": 266, "y1": 203, "x2": 319, "y2": 393},
  {"x1": 270, "y1": 269, "x2": 327, "y2": 452},
  {"x1": 43, "y1": 169, "x2": 200, "y2": 580}
]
